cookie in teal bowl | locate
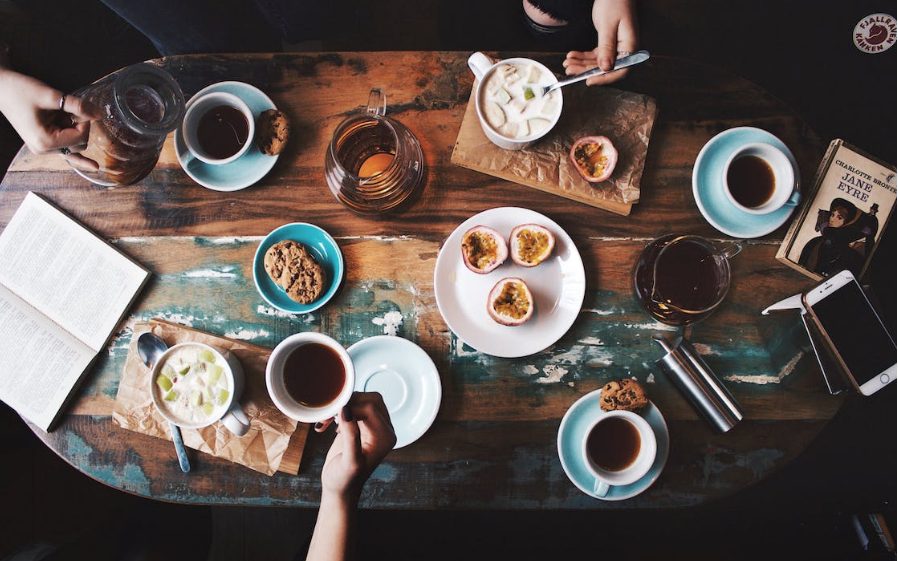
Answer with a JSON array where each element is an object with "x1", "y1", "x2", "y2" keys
[{"x1": 253, "y1": 223, "x2": 344, "y2": 314}]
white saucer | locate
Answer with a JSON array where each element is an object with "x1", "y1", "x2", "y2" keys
[
  {"x1": 557, "y1": 390, "x2": 670, "y2": 501},
  {"x1": 433, "y1": 207, "x2": 586, "y2": 358},
  {"x1": 692, "y1": 127, "x2": 801, "y2": 239},
  {"x1": 347, "y1": 336, "x2": 441, "y2": 449}
]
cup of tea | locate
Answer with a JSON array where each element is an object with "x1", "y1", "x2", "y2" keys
[
  {"x1": 150, "y1": 342, "x2": 251, "y2": 436},
  {"x1": 266, "y1": 333, "x2": 355, "y2": 423},
  {"x1": 181, "y1": 91, "x2": 255, "y2": 165},
  {"x1": 722, "y1": 143, "x2": 798, "y2": 214},
  {"x1": 582, "y1": 410, "x2": 657, "y2": 497}
]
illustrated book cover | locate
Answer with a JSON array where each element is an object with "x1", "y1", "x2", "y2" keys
[{"x1": 776, "y1": 139, "x2": 896, "y2": 281}]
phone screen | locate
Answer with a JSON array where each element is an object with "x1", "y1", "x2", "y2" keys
[{"x1": 811, "y1": 281, "x2": 896, "y2": 385}]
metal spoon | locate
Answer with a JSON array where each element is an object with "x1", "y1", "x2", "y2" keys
[
  {"x1": 137, "y1": 332, "x2": 191, "y2": 474},
  {"x1": 542, "y1": 50, "x2": 651, "y2": 96}
]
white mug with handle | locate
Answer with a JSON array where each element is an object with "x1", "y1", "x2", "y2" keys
[
  {"x1": 150, "y1": 342, "x2": 251, "y2": 437},
  {"x1": 582, "y1": 410, "x2": 657, "y2": 497}
]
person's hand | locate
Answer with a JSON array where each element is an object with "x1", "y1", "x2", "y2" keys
[
  {"x1": 562, "y1": 0, "x2": 638, "y2": 86},
  {"x1": 0, "y1": 69, "x2": 100, "y2": 169},
  {"x1": 317, "y1": 392, "x2": 397, "y2": 503}
]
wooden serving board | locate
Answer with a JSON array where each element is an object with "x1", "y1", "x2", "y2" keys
[
  {"x1": 451, "y1": 81, "x2": 658, "y2": 216},
  {"x1": 113, "y1": 319, "x2": 309, "y2": 476}
]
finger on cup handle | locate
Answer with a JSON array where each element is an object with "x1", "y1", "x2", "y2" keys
[
  {"x1": 338, "y1": 405, "x2": 363, "y2": 466},
  {"x1": 313, "y1": 391, "x2": 394, "y2": 433}
]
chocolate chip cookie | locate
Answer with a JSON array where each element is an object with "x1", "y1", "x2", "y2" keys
[
  {"x1": 599, "y1": 378, "x2": 648, "y2": 412},
  {"x1": 264, "y1": 240, "x2": 326, "y2": 304},
  {"x1": 256, "y1": 109, "x2": 290, "y2": 156}
]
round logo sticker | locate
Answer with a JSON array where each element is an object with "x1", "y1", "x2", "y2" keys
[{"x1": 854, "y1": 13, "x2": 897, "y2": 53}]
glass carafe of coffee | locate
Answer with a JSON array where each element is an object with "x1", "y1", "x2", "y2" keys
[
  {"x1": 71, "y1": 63, "x2": 185, "y2": 186},
  {"x1": 633, "y1": 234, "x2": 741, "y2": 326},
  {"x1": 325, "y1": 89, "x2": 425, "y2": 215}
]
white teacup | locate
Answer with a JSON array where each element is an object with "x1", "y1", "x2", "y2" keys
[
  {"x1": 467, "y1": 52, "x2": 563, "y2": 151},
  {"x1": 582, "y1": 410, "x2": 657, "y2": 497},
  {"x1": 722, "y1": 142, "x2": 799, "y2": 214},
  {"x1": 266, "y1": 333, "x2": 355, "y2": 423},
  {"x1": 150, "y1": 342, "x2": 251, "y2": 436},
  {"x1": 181, "y1": 91, "x2": 255, "y2": 165}
]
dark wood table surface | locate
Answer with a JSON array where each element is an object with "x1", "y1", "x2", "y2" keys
[{"x1": 0, "y1": 52, "x2": 843, "y2": 509}]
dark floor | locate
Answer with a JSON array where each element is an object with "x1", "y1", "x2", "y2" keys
[{"x1": 0, "y1": 1, "x2": 896, "y2": 560}]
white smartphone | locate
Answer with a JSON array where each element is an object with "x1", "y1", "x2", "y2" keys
[{"x1": 803, "y1": 270, "x2": 896, "y2": 396}]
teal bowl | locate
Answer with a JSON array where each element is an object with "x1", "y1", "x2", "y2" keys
[{"x1": 253, "y1": 223, "x2": 344, "y2": 314}]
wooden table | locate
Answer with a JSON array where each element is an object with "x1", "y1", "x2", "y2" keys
[{"x1": 0, "y1": 52, "x2": 843, "y2": 509}]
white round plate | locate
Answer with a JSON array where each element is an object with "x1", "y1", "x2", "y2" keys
[
  {"x1": 348, "y1": 336, "x2": 441, "y2": 449},
  {"x1": 433, "y1": 207, "x2": 586, "y2": 358}
]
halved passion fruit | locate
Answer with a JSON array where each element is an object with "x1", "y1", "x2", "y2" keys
[
  {"x1": 510, "y1": 224, "x2": 555, "y2": 267},
  {"x1": 487, "y1": 277, "x2": 534, "y2": 326},
  {"x1": 570, "y1": 136, "x2": 618, "y2": 183},
  {"x1": 461, "y1": 226, "x2": 508, "y2": 274}
]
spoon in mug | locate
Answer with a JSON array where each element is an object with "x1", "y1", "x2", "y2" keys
[
  {"x1": 542, "y1": 50, "x2": 651, "y2": 96},
  {"x1": 137, "y1": 332, "x2": 191, "y2": 474}
]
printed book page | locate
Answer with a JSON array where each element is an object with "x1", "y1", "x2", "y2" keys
[
  {"x1": 0, "y1": 283, "x2": 95, "y2": 430},
  {"x1": 0, "y1": 193, "x2": 148, "y2": 351}
]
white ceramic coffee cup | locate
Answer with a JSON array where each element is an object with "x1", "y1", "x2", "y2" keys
[
  {"x1": 582, "y1": 410, "x2": 657, "y2": 497},
  {"x1": 722, "y1": 142, "x2": 799, "y2": 214},
  {"x1": 150, "y1": 342, "x2": 251, "y2": 436},
  {"x1": 467, "y1": 52, "x2": 563, "y2": 151},
  {"x1": 181, "y1": 91, "x2": 255, "y2": 165},
  {"x1": 266, "y1": 332, "x2": 355, "y2": 423}
]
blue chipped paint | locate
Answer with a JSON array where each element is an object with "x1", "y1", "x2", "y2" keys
[{"x1": 65, "y1": 430, "x2": 151, "y2": 496}]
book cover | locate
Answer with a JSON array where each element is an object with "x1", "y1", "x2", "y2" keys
[{"x1": 776, "y1": 140, "x2": 896, "y2": 281}]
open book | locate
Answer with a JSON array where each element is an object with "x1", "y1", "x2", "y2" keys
[{"x1": 0, "y1": 193, "x2": 149, "y2": 431}]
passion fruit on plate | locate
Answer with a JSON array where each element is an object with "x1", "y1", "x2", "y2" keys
[
  {"x1": 510, "y1": 224, "x2": 555, "y2": 267},
  {"x1": 461, "y1": 226, "x2": 508, "y2": 274},
  {"x1": 487, "y1": 277, "x2": 534, "y2": 326},
  {"x1": 570, "y1": 136, "x2": 618, "y2": 183}
]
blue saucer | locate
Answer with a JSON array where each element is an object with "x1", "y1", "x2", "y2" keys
[
  {"x1": 175, "y1": 81, "x2": 279, "y2": 191},
  {"x1": 252, "y1": 223, "x2": 344, "y2": 314},
  {"x1": 692, "y1": 127, "x2": 800, "y2": 238},
  {"x1": 557, "y1": 390, "x2": 669, "y2": 501}
]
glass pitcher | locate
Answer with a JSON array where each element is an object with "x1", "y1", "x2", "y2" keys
[
  {"x1": 324, "y1": 89, "x2": 425, "y2": 215},
  {"x1": 71, "y1": 62, "x2": 184, "y2": 186},
  {"x1": 633, "y1": 234, "x2": 741, "y2": 326}
]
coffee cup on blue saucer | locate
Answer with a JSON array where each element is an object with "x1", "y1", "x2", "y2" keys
[
  {"x1": 175, "y1": 81, "x2": 281, "y2": 192},
  {"x1": 722, "y1": 143, "x2": 798, "y2": 215},
  {"x1": 182, "y1": 92, "x2": 255, "y2": 166},
  {"x1": 692, "y1": 127, "x2": 801, "y2": 239}
]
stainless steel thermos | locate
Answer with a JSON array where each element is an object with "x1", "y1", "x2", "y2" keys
[{"x1": 653, "y1": 335, "x2": 744, "y2": 433}]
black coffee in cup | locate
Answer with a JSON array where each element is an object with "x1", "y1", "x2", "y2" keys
[
  {"x1": 586, "y1": 416, "x2": 642, "y2": 471},
  {"x1": 197, "y1": 105, "x2": 249, "y2": 160},
  {"x1": 726, "y1": 155, "x2": 776, "y2": 208},
  {"x1": 283, "y1": 343, "x2": 346, "y2": 407}
]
